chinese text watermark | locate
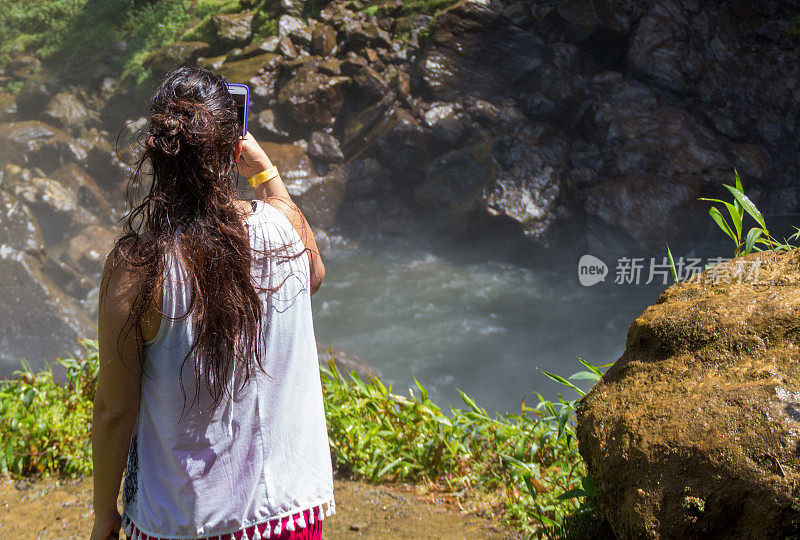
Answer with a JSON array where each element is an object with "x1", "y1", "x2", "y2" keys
[{"x1": 578, "y1": 255, "x2": 762, "y2": 286}]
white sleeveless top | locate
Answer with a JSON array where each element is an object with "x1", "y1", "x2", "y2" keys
[{"x1": 121, "y1": 200, "x2": 335, "y2": 539}]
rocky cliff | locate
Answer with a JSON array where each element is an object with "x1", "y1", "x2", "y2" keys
[{"x1": 1, "y1": 0, "x2": 799, "y2": 368}]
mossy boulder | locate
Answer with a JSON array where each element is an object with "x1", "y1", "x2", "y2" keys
[
  {"x1": 141, "y1": 41, "x2": 212, "y2": 78},
  {"x1": 576, "y1": 250, "x2": 800, "y2": 538}
]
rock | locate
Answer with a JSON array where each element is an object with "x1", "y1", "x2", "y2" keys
[
  {"x1": 335, "y1": 158, "x2": 384, "y2": 200},
  {"x1": 276, "y1": 70, "x2": 350, "y2": 128},
  {"x1": 730, "y1": 142, "x2": 772, "y2": 182},
  {"x1": 417, "y1": 0, "x2": 543, "y2": 100},
  {"x1": 389, "y1": 68, "x2": 411, "y2": 101},
  {"x1": 196, "y1": 54, "x2": 227, "y2": 71},
  {"x1": 42, "y1": 92, "x2": 94, "y2": 131},
  {"x1": 627, "y1": 2, "x2": 694, "y2": 95},
  {"x1": 141, "y1": 41, "x2": 212, "y2": 77},
  {"x1": 577, "y1": 249, "x2": 800, "y2": 538},
  {"x1": 227, "y1": 36, "x2": 281, "y2": 61},
  {"x1": 343, "y1": 92, "x2": 434, "y2": 183},
  {"x1": 554, "y1": 0, "x2": 601, "y2": 42},
  {"x1": 65, "y1": 225, "x2": 116, "y2": 274},
  {"x1": 14, "y1": 68, "x2": 61, "y2": 119},
  {"x1": 423, "y1": 102, "x2": 470, "y2": 147},
  {"x1": 277, "y1": 35, "x2": 298, "y2": 58},
  {"x1": 416, "y1": 139, "x2": 496, "y2": 214},
  {"x1": 294, "y1": 171, "x2": 347, "y2": 228},
  {"x1": 340, "y1": 20, "x2": 393, "y2": 52},
  {"x1": 281, "y1": 0, "x2": 307, "y2": 17},
  {"x1": 393, "y1": 14, "x2": 433, "y2": 34},
  {"x1": 351, "y1": 66, "x2": 391, "y2": 107},
  {"x1": 250, "y1": 140, "x2": 345, "y2": 227},
  {"x1": 254, "y1": 109, "x2": 292, "y2": 139},
  {"x1": 502, "y1": 1, "x2": 533, "y2": 26},
  {"x1": 576, "y1": 78, "x2": 728, "y2": 247},
  {"x1": 482, "y1": 125, "x2": 565, "y2": 241},
  {"x1": 42, "y1": 256, "x2": 96, "y2": 302},
  {"x1": 317, "y1": 58, "x2": 343, "y2": 76},
  {"x1": 215, "y1": 52, "x2": 282, "y2": 104},
  {"x1": 307, "y1": 131, "x2": 344, "y2": 162},
  {"x1": 342, "y1": 92, "x2": 396, "y2": 153},
  {"x1": 0, "y1": 253, "x2": 93, "y2": 371},
  {"x1": 50, "y1": 163, "x2": 114, "y2": 222},
  {"x1": 11, "y1": 174, "x2": 101, "y2": 242},
  {"x1": 0, "y1": 121, "x2": 88, "y2": 172},
  {"x1": 79, "y1": 129, "x2": 135, "y2": 194},
  {"x1": 288, "y1": 24, "x2": 313, "y2": 49},
  {"x1": 311, "y1": 23, "x2": 337, "y2": 56},
  {"x1": 278, "y1": 14, "x2": 306, "y2": 38},
  {"x1": 210, "y1": 11, "x2": 254, "y2": 46},
  {"x1": 0, "y1": 92, "x2": 17, "y2": 122},
  {"x1": 340, "y1": 52, "x2": 369, "y2": 76},
  {"x1": 5, "y1": 53, "x2": 41, "y2": 80},
  {"x1": 0, "y1": 191, "x2": 45, "y2": 261},
  {"x1": 255, "y1": 141, "x2": 318, "y2": 194}
]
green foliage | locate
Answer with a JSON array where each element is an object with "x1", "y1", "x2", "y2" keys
[
  {"x1": 666, "y1": 243, "x2": 679, "y2": 284},
  {"x1": 121, "y1": 0, "x2": 192, "y2": 84},
  {"x1": 700, "y1": 170, "x2": 799, "y2": 258},
  {"x1": 1, "y1": 338, "x2": 610, "y2": 536},
  {"x1": 0, "y1": 0, "x2": 86, "y2": 63},
  {"x1": 0, "y1": 339, "x2": 98, "y2": 477},
  {"x1": 194, "y1": 0, "x2": 243, "y2": 19},
  {"x1": 0, "y1": 0, "x2": 273, "y2": 90},
  {"x1": 320, "y1": 352, "x2": 611, "y2": 536}
]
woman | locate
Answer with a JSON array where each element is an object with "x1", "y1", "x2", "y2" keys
[{"x1": 91, "y1": 66, "x2": 335, "y2": 540}]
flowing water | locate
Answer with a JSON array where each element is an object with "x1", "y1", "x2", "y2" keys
[{"x1": 312, "y1": 215, "x2": 685, "y2": 416}]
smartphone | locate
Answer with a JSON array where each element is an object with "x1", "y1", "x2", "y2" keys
[{"x1": 226, "y1": 83, "x2": 250, "y2": 138}]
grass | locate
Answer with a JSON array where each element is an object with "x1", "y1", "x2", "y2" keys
[
  {"x1": 0, "y1": 339, "x2": 97, "y2": 477},
  {"x1": 700, "y1": 169, "x2": 799, "y2": 259},
  {"x1": 320, "y1": 354, "x2": 612, "y2": 537},
  {"x1": 0, "y1": 337, "x2": 608, "y2": 538}
]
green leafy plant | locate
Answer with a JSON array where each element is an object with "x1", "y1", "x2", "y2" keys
[
  {"x1": 700, "y1": 170, "x2": 798, "y2": 258},
  {"x1": 665, "y1": 243, "x2": 679, "y2": 284},
  {"x1": 320, "y1": 353, "x2": 611, "y2": 536},
  {"x1": 1, "y1": 338, "x2": 611, "y2": 537},
  {"x1": 0, "y1": 339, "x2": 98, "y2": 476}
]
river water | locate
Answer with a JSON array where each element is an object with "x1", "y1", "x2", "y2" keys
[{"x1": 312, "y1": 214, "x2": 693, "y2": 416}]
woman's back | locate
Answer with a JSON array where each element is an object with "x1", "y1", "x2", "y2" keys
[{"x1": 121, "y1": 200, "x2": 335, "y2": 539}]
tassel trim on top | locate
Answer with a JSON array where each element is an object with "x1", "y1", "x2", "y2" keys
[{"x1": 123, "y1": 498, "x2": 335, "y2": 540}]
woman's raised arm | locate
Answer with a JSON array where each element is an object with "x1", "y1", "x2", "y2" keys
[{"x1": 236, "y1": 133, "x2": 326, "y2": 295}]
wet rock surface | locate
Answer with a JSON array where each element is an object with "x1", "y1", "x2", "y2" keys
[
  {"x1": 0, "y1": 254, "x2": 93, "y2": 368},
  {"x1": 577, "y1": 249, "x2": 800, "y2": 538},
  {"x1": 0, "y1": 121, "x2": 87, "y2": 172},
  {"x1": 4, "y1": 0, "x2": 792, "y2": 254}
]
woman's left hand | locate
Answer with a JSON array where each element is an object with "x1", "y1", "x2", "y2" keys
[{"x1": 90, "y1": 511, "x2": 122, "y2": 540}]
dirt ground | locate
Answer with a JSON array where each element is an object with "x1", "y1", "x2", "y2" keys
[{"x1": 0, "y1": 474, "x2": 523, "y2": 539}]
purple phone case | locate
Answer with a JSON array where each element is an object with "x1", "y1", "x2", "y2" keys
[{"x1": 226, "y1": 83, "x2": 250, "y2": 137}]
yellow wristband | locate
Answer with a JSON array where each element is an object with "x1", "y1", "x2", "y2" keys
[{"x1": 248, "y1": 165, "x2": 279, "y2": 188}]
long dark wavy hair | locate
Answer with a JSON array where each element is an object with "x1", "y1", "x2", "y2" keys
[{"x1": 110, "y1": 66, "x2": 292, "y2": 413}]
